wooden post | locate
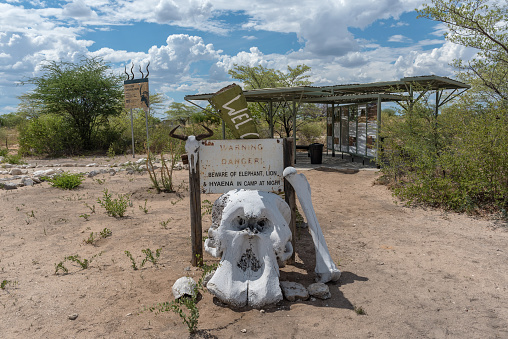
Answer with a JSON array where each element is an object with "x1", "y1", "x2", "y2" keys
[
  {"x1": 188, "y1": 154, "x2": 203, "y2": 267},
  {"x1": 283, "y1": 138, "x2": 297, "y2": 263}
]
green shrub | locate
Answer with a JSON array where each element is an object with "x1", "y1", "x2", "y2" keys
[
  {"x1": 18, "y1": 114, "x2": 80, "y2": 156},
  {"x1": 97, "y1": 189, "x2": 131, "y2": 217},
  {"x1": 44, "y1": 172, "x2": 84, "y2": 189},
  {"x1": 379, "y1": 98, "x2": 508, "y2": 216}
]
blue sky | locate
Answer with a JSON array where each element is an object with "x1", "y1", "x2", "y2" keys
[{"x1": 0, "y1": 0, "x2": 477, "y2": 117}]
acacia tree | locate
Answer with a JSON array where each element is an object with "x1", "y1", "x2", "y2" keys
[
  {"x1": 417, "y1": 0, "x2": 508, "y2": 101},
  {"x1": 22, "y1": 57, "x2": 124, "y2": 150},
  {"x1": 228, "y1": 64, "x2": 320, "y2": 137}
]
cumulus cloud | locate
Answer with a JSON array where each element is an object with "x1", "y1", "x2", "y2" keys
[{"x1": 63, "y1": 0, "x2": 97, "y2": 18}]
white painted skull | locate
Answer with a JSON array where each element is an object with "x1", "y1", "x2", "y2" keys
[{"x1": 204, "y1": 189, "x2": 293, "y2": 308}]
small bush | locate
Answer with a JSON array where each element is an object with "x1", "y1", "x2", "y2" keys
[
  {"x1": 44, "y1": 172, "x2": 84, "y2": 190},
  {"x1": 97, "y1": 189, "x2": 131, "y2": 217}
]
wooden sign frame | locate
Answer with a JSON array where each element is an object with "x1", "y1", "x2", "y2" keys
[{"x1": 187, "y1": 138, "x2": 296, "y2": 266}]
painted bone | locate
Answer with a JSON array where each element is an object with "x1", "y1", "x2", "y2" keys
[
  {"x1": 204, "y1": 189, "x2": 293, "y2": 308},
  {"x1": 283, "y1": 166, "x2": 341, "y2": 283},
  {"x1": 169, "y1": 125, "x2": 213, "y2": 173}
]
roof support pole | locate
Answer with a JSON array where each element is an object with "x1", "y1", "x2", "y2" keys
[
  {"x1": 376, "y1": 94, "x2": 382, "y2": 164},
  {"x1": 292, "y1": 96, "x2": 297, "y2": 163},
  {"x1": 269, "y1": 100, "x2": 274, "y2": 138},
  {"x1": 331, "y1": 102, "x2": 335, "y2": 157}
]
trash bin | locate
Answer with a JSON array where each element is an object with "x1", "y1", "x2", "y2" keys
[{"x1": 308, "y1": 143, "x2": 323, "y2": 164}]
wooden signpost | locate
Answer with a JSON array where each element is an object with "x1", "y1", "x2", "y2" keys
[{"x1": 123, "y1": 63, "x2": 150, "y2": 157}]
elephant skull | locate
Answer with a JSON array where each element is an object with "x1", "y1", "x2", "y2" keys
[{"x1": 204, "y1": 189, "x2": 293, "y2": 308}]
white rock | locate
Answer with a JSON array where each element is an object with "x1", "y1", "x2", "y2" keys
[
  {"x1": 9, "y1": 168, "x2": 22, "y2": 175},
  {"x1": 307, "y1": 283, "x2": 331, "y2": 300},
  {"x1": 172, "y1": 277, "x2": 197, "y2": 299},
  {"x1": 88, "y1": 170, "x2": 100, "y2": 178},
  {"x1": 135, "y1": 158, "x2": 146, "y2": 164},
  {"x1": 86, "y1": 163, "x2": 97, "y2": 167},
  {"x1": 33, "y1": 169, "x2": 55, "y2": 177},
  {"x1": 22, "y1": 178, "x2": 35, "y2": 186},
  {"x1": 280, "y1": 281, "x2": 309, "y2": 302},
  {"x1": 32, "y1": 177, "x2": 42, "y2": 183}
]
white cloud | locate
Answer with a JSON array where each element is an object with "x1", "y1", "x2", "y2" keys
[
  {"x1": 388, "y1": 34, "x2": 413, "y2": 43},
  {"x1": 63, "y1": 0, "x2": 97, "y2": 18}
]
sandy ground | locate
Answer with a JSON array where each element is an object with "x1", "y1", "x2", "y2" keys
[{"x1": 0, "y1": 153, "x2": 507, "y2": 339}]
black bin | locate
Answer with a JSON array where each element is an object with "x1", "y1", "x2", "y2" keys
[{"x1": 308, "y1": 143, "x2": 323, "y2": 164}]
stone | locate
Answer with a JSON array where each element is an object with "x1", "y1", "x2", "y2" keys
[
  {"x1": 22, "y1": 178, "x2": 35, "y2": 187},
  {"x1": 86, "y1": 163, "x2": 97, "y2": 167},
  {"x1": 68, "y1": 313, "x2": 78, "y2": 320},
  {"x1": 88, "y1": 170, "x2": 100, "y2": 178},
  {"x1": 172, "y1": 277, "x2": 197, "y2": 299},
  {"x1": 9, "y1": 168, "x2": 22, "y2": 175},
  {"x1": 307, "y1": 283, "x2": 331, "y2": 300},
  {"x1": 32, "y1": 177, "x2": 42, "y2": 183},
  {"x1": 1, "y1": 182, "x2": 17, "y2": 190},
  {"x1": 109, "y1": 169, "x2": 116, "y2": 176},
  {"x1": 205, "y1": 190, "x2": 293, "y2": 308},
  {"x1": 33, "y1": 169, "x2": 56, "y2": 177},
  {"x1": 279, "y1": 281, "x2": 309, "y2": 302},
  {"x1": 135, "y1": 158, "x2": 146, "y2": 165},
  {"x1": 62, "y1": 163, "x2": 76, "y2": 167}
]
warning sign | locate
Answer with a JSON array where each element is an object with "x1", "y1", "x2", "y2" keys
[{"x1": 124, "y1": 78, "x2": 149, "y2": 109}]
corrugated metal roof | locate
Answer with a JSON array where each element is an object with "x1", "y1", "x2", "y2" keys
[{"x1": 185, "y1": 75, "x2": 470, "y2": 104}]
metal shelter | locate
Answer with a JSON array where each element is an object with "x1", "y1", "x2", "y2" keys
[{"x1": 185, "y1": 75, "x2": 470, "y2": 161}]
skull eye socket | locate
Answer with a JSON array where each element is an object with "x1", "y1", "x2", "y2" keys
[
  {"x1": 257, "y1": 220, "x2": 265, "y2": 227},
  {"x1": 238, "y1": 218, "x2": 245, "y2": 225}
]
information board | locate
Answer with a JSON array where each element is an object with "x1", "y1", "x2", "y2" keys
[
  {"x1": 124, "y1": 78, "x2": 149, "y2": 109},
  {"x1": 199, "y1": 139, "x2": 284, "y2": 194}
]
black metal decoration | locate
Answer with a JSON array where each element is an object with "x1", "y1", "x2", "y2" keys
[{"x1": 124, "y1": 62, "x2": 150, "y2": 80}]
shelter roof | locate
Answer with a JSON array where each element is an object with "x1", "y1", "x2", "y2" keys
[{"x1": 184, "y1": 75, "x2": 470, "y2": 105}]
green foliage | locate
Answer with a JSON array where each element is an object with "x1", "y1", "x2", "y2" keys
[
  {"x1": 18, "y1": 114, "x2": 80, "y2": 156},
  {"x1": 228, "y1": 64, "x2": 318, "y2": 137},
  {"x1": 83, "y1": 228, "x2": 112, "y2": 245},
  {"x1": 54, "y1": 252, "x2": 102, "y2": 274},
  {"x1": 298, "y1": 120, "x2": 325, "y2": 144},
  {"x1": 124, "y1": 248, "x2": 161, "y2": 270},
  {"x1": 97, "y1": 189, "x2": 131, "y2": 217},
  {"x1": 0, "y1": 148, "x2": 7, "y2": 157},
  {"x1": 0, "y1": 112, "x2": 26, "y2": 128},
  {"x1": 379, "y1": 99, "x2": 508, "y2": 216},
  {"x1": 44, "y1": 172, "x2": 84, "y2": 190},
  {"x1": 146, "y1": 143, "x2": 183, "y2": 193},
  {"x1": 148, "y1": 259, "x2": 219, "y2": 333},
  {"x1": 1, "y1": 279, "x2": 17, "y2": 290},
  {"x1": 124, "y1": 251, "x2": 138, "y2": 270},
  {"x1": 417, "y1": 0, "x2": 508, "y2": 101},
  {"x1": 21, "y1": 57, "x2": 124, "y2": 151},
  {"x1": 0, "y1": 153, "x2": 24, "y2": 165},
  {"x1": 141, "y1": 248, "x2": 161, "y2": 267},
  {"x1": 138, "y1": 199, "x2": 149, "y2": 214}
]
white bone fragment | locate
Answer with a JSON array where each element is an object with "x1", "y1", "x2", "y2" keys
[
  {"x1": 205, "y1": 189, "x2": 293, "y2": 308},
  {"x1": 184, "y1": 136, "x2": 200, "y2": 173},
  {"x1": 283, "y1": 166, "x2": 341, "y2": 283}
]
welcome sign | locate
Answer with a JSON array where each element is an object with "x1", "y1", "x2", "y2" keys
[{"x1": 209, "y1": 84, "x2": 259, "y2": 139}]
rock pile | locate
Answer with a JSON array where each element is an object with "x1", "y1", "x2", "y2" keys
[{"x1": 0, "y1": 160, "x2": 188, "y2": 190}]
